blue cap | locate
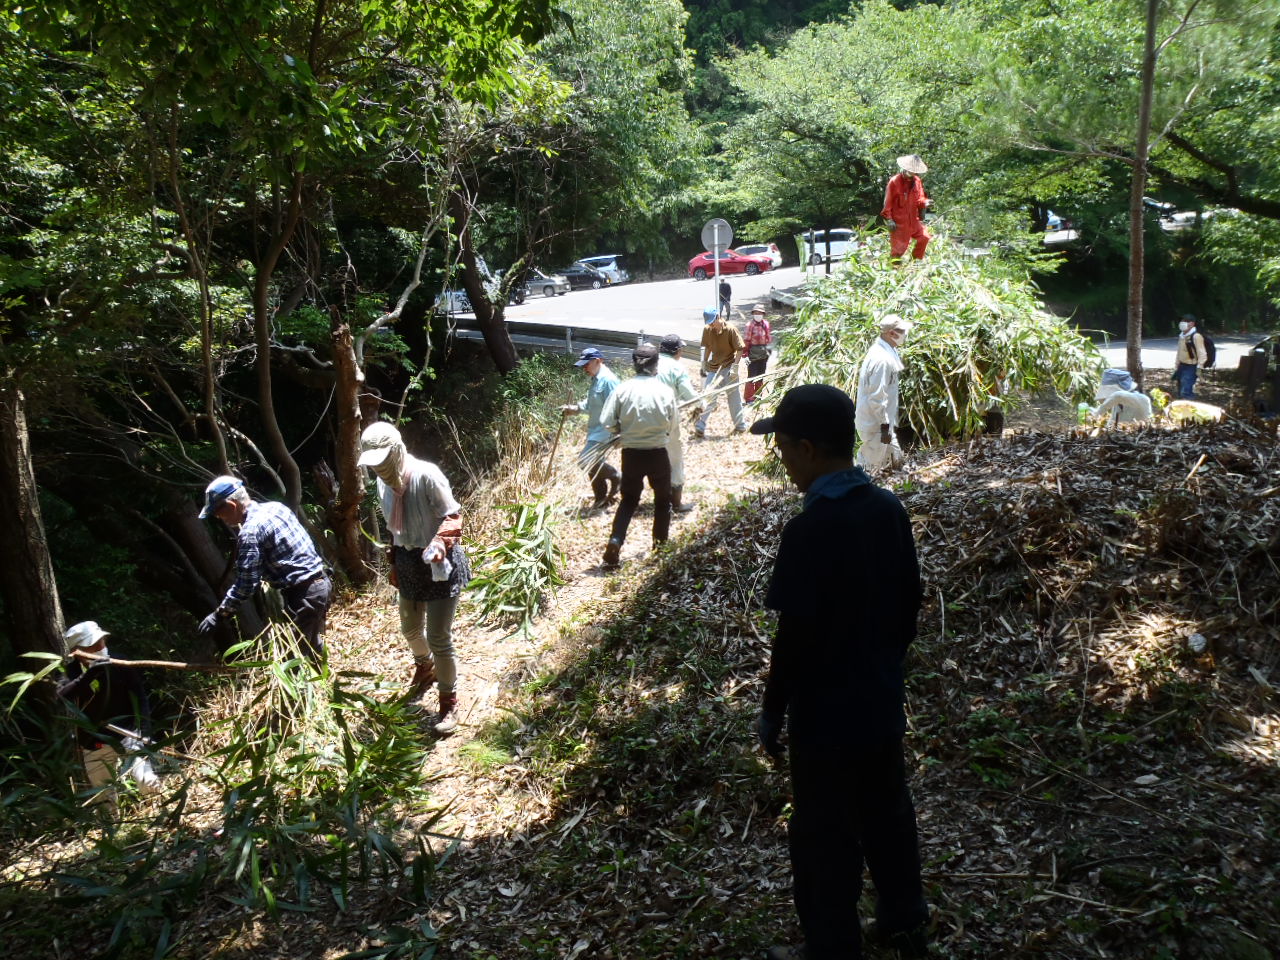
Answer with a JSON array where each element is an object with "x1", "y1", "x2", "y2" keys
[
  {"x1": 574, "y1": 347, "x2": 604, "y2": 367},
  {"x1": 199, "y1": 475, "x2": 244, "y2": 519},
  {"x1": 703, "y1": 307, "x2": 720, "y2": 324}
]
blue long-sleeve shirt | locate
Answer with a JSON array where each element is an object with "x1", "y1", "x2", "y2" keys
[{"x1": 220, "y1": 501, "x2": 325, "y2": 611}]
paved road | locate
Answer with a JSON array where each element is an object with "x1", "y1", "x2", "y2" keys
[
  {"x1": 1099, "y1": 335, "x2": 1262, "y2": 373},
  {"x1": 463, "y1": 265, "x2": 1271, "y2": 373},
  {"x1": 492, "y1": 265, "x2": 812, "y2": 345}
]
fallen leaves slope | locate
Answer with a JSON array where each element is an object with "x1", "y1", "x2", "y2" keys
[{"x1": 444, "y1": 418, "x2": 1280, "y2": 959}]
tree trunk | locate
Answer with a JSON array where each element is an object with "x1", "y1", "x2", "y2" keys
[
  {"x1": 0, "y1": 380, "x2": 65, "y2": 660},
  {"x1": 328, "y1": 320, "x2": 374, "y2": 584},
  {"x1": 1126, "y1": 0, "x2": 1160, "y2": 391},
  {"x1": 252, "y1": 173, "x2": 307, "y2": 511},
  {"x1": 449, "y1": 191, "x2": 519, "y2": 374}
]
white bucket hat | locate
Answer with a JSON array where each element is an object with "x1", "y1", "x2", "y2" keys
[
  {"x1": 896, "y1": 154, "x2": 928, "y2": 175},
  {"x1": 358, "y1": 422, "x2": 404, "y2": 467},
  {"x1": 65, "y1": 621, "x2": 109, "y2": 649},
  {"x1": 880, "y1": 314, "x2": 914, "y2": 334}
]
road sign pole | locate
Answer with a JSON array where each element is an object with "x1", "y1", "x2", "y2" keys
[{"x1": 713, "y1": 223, "x2": 721, "y2": 315}]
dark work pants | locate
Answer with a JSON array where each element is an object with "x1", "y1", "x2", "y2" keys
[
  {"x1": 589, "y1": 460, "x2": 620, "y2": 502},
  {"x1": 608, "y1": 447, "x2": 672, "y2": 547},
  {"x1": 788, "y1": 735, "x2": 927, "y2": 959},
  {"x1": 281, "y1": 575, "x2": 333, "y2": 660}
]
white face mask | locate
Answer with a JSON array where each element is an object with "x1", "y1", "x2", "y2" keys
[
  {"x1": 1179, "y1": 321, "x2": 1191, "y2": 332},
  {"x1": 371, "y1": 443, "x2": 407, "y2": 487}
]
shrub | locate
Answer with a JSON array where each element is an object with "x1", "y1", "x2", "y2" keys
[{"x1": 776, "y1": 228, "x2": 1103, "y2": 443}]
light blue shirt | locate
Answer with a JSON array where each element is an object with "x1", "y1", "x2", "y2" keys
[
  {"x1": 657, "y1": 354, "x2": 698, "y2": 406},
  {"x1": 802, "y1": 466, "x2": 871, "y2": 510},
  {"x1": 580, "y1": 363, "x2": 621, "y2": 446}
]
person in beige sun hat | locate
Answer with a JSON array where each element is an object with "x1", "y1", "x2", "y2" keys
[{"x1": 881, "y1": 154, "x2": 932, "y2": 262}]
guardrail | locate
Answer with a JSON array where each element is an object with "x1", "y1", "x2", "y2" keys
[{"x1": 450, "y1": 317, "x2": 703, "y2": 362}]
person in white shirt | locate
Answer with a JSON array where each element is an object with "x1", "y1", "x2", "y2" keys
[
  {"x1": 657, "y1": 334, "x2": 700, "y2": 515},
  {"x1": 359, "y1": 422, "x2": 470, "y2": 735},
  {"x1": 599, "y1": 343, "x2": 678, "y2": 567},
  {"x1": 855, "y1": 315, "x2": 912, "y2": 473}
]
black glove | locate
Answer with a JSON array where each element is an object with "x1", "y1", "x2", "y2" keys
[
  {"x1": 198, "y1": 610, "x2": 223, "y2": 636},
  {"x1": 757, "y1": 711, "x2": 785, "y2": 759}
]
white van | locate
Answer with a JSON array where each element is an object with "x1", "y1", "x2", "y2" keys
[
  {"x1": 802, "y1": 228, "x2": 858, "y2": 265},
  {"x1": 576, "y1": 254, "x2": 630, "y2": 285}
]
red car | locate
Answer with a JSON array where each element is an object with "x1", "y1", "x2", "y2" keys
[{"x1": 688, "y1": 249, "x2": 773, "y2": 280}]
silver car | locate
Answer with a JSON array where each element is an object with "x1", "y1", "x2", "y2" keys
[{"x1": 523, "y1": 268, "x2": 571, "y2": 298}]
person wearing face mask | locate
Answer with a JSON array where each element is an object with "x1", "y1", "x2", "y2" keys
[
  {"x1": 197, "y1": 476, "x2": 332, "y2": 660},
  {"x1": 1174, "y1": 314, "x2": 1207, "y2": 400},
  {"x1": 58, "y1": 620, "x2": 162, "y2": 810},
  {"x1": 359, "y1": 422, "x2": 470, "y2": 735},
  {"x1": 855, "y1": 316, "x2": 913, "y2": 473}
]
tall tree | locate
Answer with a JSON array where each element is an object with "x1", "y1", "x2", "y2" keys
[{"x1": 0, "y1": 379, "x2": 65, "y2": 659}]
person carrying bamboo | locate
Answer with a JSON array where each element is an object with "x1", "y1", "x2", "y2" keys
[
  {"x1": 562, "y1": 347, "x2": 622, "y2": 509},
  {"x1": 696, "y1": 308, "x2": 749, "y2": 438},
  {"x1": 599, "y1": 343, "x2": 678, "y2": 567},
  {"x1": 58, "y1": 620, "x2": 162, "y2": 810},
  {"x1": 360, "y1": 422, "x2": 470, "y2": 735}
]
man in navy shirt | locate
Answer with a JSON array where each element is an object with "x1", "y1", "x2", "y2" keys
[
  {"x1": 197, "y1": 476, "x2": 332, "y2": 659},
  {"x1": 750, "y1": 384, "x2": 928, "y2": 960}
]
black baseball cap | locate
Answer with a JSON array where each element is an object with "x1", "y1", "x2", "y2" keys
[
  {"x1": 660, "y1": 333, "x2": 682, "y2": 355},
  {"x1": 633, "y1": 342, "x2": 660, "y2": 372},
  {"x1": 750, "y1": 384, "x2": 856, "y2": 448}
]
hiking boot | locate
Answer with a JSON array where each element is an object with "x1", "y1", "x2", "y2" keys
[
  {"x1": 671, "y1": 486, "x2": 695, "y2": 514},
  {"x1": 733, "y1": 424, "x2": 748, "y2": 434},
  {"x1": 602, "y1": 538, "x2": 622, "y2": 567},
  {"x1": 407, "y1": 657, "x2": 436, "y2": 699},
  {"x1": 766, "y1": 946, "x2": 806, "y2": 960},
  {"x1": 867, "y1": 920, "x2": 930, "y2": 959},
  {"x1": 591, "y1": 496, "x2": 609, "y2": 511},
  {"x1": 886, "y1": 927, "x2": 930, "y2": 959},
  {"x1": 433, "y1": 692, "x2": 458, "y2": 735}
]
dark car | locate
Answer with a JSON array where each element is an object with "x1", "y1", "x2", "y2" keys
[{"x1": 559, "y1": 263, "x2": 611, "y2": 290}]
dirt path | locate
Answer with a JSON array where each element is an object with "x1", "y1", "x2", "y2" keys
[{"x1": 416, "y1": 369, "x2": 778, "y2": 840}]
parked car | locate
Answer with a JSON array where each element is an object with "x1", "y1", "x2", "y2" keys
[
  {"x1": 522, "y1": 268, "x2": 571, "y2": 298},
  {"x1": 687, "y1": 249, "x2": 773, "y2": 280},
  {"x1": 576, "y1": 254, "x2": 630, "y2": 284},
  {"x1": 801, "y1": 228, "x2": 858, "y2": 265},
  {"x1": 559, "y1": 262, "x2": 611, "y2": 290},
  {"x1": 733, "y1": 243, "x2": 783, "y2": 269}
]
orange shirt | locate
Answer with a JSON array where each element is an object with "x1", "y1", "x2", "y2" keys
[{"x1": 881, "y1": 173, "x2": 929, "y2": 227}]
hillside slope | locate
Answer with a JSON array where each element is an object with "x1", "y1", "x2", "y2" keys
[{"x1": 425, "y1": 418, "x2": 1279, "y2": 959}]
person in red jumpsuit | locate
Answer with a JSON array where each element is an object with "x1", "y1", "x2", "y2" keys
[{"x1": 881, "y1": 154, "x2": 931, "y2": 262}]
